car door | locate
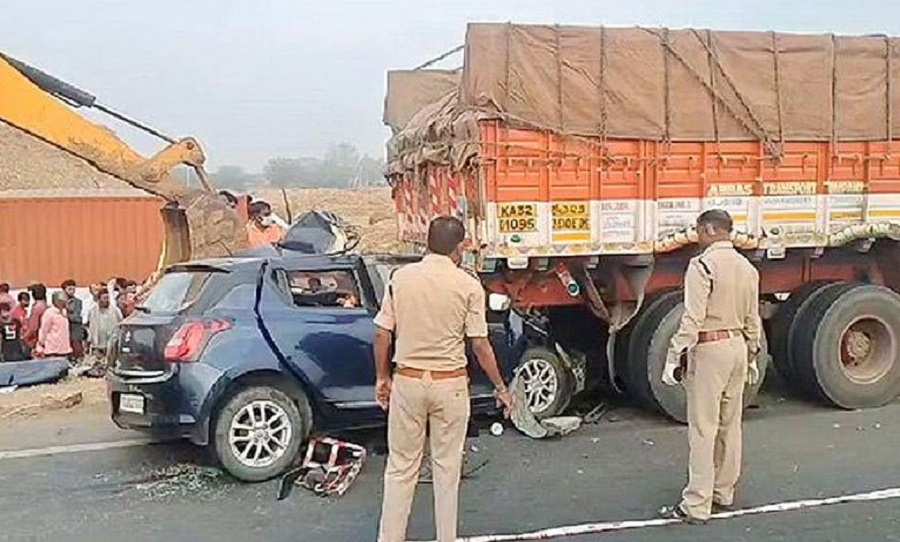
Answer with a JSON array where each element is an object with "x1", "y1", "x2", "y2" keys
[
  {"x1": 363, "y1": 256, "x2": 515, "y2": 399},
  {"x1": 259, "y1": 263, "x2": 380, "y2": 418}
]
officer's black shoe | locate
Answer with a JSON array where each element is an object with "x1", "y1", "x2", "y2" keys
[{"x1": 658, "y1": 504, "x2": 708, "y2": 525}]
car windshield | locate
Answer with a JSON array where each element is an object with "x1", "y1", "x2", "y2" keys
[{"x1": 141, "y1": 271, "x2": 213, "y2": 314}]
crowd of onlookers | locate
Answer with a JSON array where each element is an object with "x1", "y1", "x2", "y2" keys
[
  {"x1": 0, "y1": 194, "x2": 289, "y2": 375},
  {"x1": 0, "y1": 278, "x2": 141, "y2": 377}
]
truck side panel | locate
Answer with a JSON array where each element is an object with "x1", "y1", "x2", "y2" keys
[{"x1": 470, "y1": 121, "x2": 900, "y2": 259}]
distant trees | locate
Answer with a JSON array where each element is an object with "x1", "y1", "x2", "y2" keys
[
  {"x1": 211, "y1": 165, "x2": 257, "y2": 190},
  {"x1": 207, "y1": 143, "x2": 385, "y2": 191},
  {"x1": 257, "y1": 143, "x2": 386, "y2": 189}
]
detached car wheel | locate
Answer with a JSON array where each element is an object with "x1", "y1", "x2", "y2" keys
[
  {"x1": 516, "y1": 347, "x2": 574, "y2": 419},
  {"x1": 213, "y1": 385, "x2": 308, "y2": 482}
]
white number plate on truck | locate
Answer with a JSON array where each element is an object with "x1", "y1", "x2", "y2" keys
[{"x1": 119, "y1": 394, "x2": 145, "y2": 414}]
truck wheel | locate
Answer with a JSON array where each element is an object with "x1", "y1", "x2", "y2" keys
[
  {"x1": 787, "y1": 282, "x2": 856, "y2": 398},
  {"x1": 631, "y1": 292, "x2": 769, "y2": 423},
  {"x1": 769, "y1": 281, "x2": 836, "y2": 383},
  {"x1": 792, "y1": 284, "x2": 900, "y2": 409},
  {"x1": 613, "y1": 287, "x2": 681, "y2": 394},
  {"x1": 626, "y1": 291, "x2": 683, "y2": 413},
  {"x1": 516, "y1": 347, "x2": 574, "y2": 419},
  {"x1": 212, "y1": 385, "x2": 310, "y2": 482}
]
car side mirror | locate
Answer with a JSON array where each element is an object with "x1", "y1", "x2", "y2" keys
[{"x1": 488, "y1": 293, "x2": 511, "y2": 312}]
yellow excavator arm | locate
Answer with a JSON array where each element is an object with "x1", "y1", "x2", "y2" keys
[{"x1": 0, "y1": 53, "x2": 248, "y2": 271}]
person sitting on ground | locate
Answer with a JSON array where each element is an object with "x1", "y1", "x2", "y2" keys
[
  {"x1": 10, "y1": 291, "x2": 30, "y2": 327},
  {"x1": 245, "y1": 200, "x2": 286, "y2": 248},
  {"x1": 0, "y1": 283, "x2": 14, "y2": 310},
  {"x1": 36, "y1": 291, "x2": 73, "y2": 360},
  {"x1": 0, "y1": 302, "x2": 28, "y2": 362},
  {"x1": 85, "y1": 290, "x2": 122, "y2": 378},
  {"x1": 24, "y1": 283, "x2": 48, "y2": 351}
]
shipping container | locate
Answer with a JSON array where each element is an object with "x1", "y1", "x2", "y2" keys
[{"x1": 0, "y1": 190, "x2": 165, "y2": 287}]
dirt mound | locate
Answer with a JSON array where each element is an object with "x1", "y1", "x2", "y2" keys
[
  {"x1": 0, "y1": 121, "x2": 140, "y2": 193},
  {"x1": 254, "y1": 187, "x2": 399, "y2": 253}
]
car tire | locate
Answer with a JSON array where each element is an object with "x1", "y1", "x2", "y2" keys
[
  {"x1": 769, "y1": 281, "x2": 836, "y2": 384},
  {"x1": 792, "y1": 283, "x2": 900, "y2": 409},
  {"x1": 630, "y1": 292, "x2": 769, "y2": 424},
  {"x1": 212, "y1": 385, "x2": 309, "y2": 482},
  {"x1": 516, "y1": 347, "x2": 574, "y2": 419}
]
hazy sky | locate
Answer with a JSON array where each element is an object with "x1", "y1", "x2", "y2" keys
[{"x1": 5, "y1": 0, "x2": 900, "y2": 171}]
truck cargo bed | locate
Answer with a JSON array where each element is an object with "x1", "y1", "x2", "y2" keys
[{"x1": 394, "y1": 119, "x2": 900, "y2": 260}]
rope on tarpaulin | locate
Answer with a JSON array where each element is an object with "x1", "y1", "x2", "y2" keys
[{"x1": 412, "y1": 45, "x2": 464, "y2": 71}]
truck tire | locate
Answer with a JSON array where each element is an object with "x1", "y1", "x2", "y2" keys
[
  {"x1": 787, "y1": 282, "x2": 856, "y2": 398},
  {"x1": 212, "y1": 385, "x2": 310, "y2": 482},
  {"x1": 613, "y1": 288, "x2": 681, "y2": 394},
  {"x1": 626, "y1": 291, "x2": 683, "y2": 412},
  {"x1": 769, "y1": 281, "x2": 836, "y2": 384},
  {"x1": 630, "y1": 293, "x2": 770, "y2": 423},
  {"x1": 792, "y1": 283, "x2": 900, "y2": 409},
  {"x1": 516, "y1": 347, "x2": 575, "y2": 420}
]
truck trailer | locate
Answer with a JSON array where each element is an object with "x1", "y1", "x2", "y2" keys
[{"x1": 384, "y1": 24, "x2": 900, "y2": 422}]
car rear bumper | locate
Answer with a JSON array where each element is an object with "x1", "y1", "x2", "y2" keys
[{"x1": 107, "y1": 363, "x2": 225, "y2": 446}]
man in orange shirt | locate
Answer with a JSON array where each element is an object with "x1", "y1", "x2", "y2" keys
[{"x1": 245, "y1": 200, "x2": 286, "y2": 248}]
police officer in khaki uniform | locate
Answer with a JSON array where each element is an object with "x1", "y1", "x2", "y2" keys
[
  {"x1": 374, "y1": 216, "x2": 514, "y2": 542},
  {"x1": 659, "y1": 209, "x2": 762, "y2": 524}
]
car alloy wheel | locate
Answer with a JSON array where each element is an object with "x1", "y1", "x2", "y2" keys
[
  {"x1": 519, "y1": 357, "x2": 560, "y2": 415},
  {"x1": 228, "y1": 399, "x2": 293, "y2": 469}
]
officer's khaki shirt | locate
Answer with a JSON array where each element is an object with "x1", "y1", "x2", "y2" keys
[
  {"x1": 670, "y1": 240, "x2": 762, "y2": 354},
  {"x1": 374, "y1": 254, "x2": 488, "y2": 371}
]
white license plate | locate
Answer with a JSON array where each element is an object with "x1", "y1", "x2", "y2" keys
[{"x1": 119, "y1": 394, "x2": 145, "y2": 414}]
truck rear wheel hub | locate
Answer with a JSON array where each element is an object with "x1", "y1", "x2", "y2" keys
[{"x1": 840, "y1": 318, "x2": 895, "y2": 384}]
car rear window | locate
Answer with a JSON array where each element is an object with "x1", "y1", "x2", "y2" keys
[{"x1": 141, "y1": 271, "x2": 213, "y2": 314}]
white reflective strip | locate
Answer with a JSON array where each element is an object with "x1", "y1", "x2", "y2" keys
[
  {"x1": 0, "y1": 438, "x2": 154, "y2": 461},
  {"x1": 411, "y1": 486, "x2": 900, "y2": 542}
]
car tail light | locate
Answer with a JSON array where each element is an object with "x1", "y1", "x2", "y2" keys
[{"x1": 164, "y1": 319, "x2": 232, "y2": 362}]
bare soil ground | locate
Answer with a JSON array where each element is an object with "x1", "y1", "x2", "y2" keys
[{"x1": 0, "y1": 377, "x2": 107, "y2": 419}]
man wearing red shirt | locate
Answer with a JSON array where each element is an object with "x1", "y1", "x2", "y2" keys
[
  {"x1": 24, "y1": 284, "x2": 48, "y2": 351},
  {"x1": 10, "y1": 291, "x2": 30, "y2": 327}
]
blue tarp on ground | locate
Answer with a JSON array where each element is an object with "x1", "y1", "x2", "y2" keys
[{"x1": 0, "y1": 358, "x2": 69, "y2": 388}]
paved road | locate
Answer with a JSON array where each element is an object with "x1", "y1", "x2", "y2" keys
[{"x1": 1, "y1": 389, "x2": 898, "y2": 542}]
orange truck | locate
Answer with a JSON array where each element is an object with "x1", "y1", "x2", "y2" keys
[{"x1": 384, "y1": 24, "x2": 900, "y2": 422}]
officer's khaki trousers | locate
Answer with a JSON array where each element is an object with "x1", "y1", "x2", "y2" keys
[
  {"x1": 680, "y1": 336, "x2": 747, "y2": 520},
  {"x1": 379, "y1": 373, "x2": 470, "y2": 542}
]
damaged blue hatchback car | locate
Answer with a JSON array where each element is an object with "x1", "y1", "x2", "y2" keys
[{"x1": 108, "y1": 253, "x2": 526, "y2": 481}]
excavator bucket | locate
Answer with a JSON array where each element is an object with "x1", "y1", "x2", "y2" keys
[
  {"x1": 160, "y1": 203, "x2": 192, "y2": 267},
  {"x1": 170, "y1": 190, "x2": 249, "y2": 264}
]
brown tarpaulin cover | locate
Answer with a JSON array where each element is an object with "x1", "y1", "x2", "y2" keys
[
  {"x1": 460, "y1": 23, "x2": 900, "y2": 143},
  {"x1": 387, "y1": 23, "x2": 900, "y2": 174},
  {"x1": 383, "y1": 69, "x2": 460, "y2": 132}
]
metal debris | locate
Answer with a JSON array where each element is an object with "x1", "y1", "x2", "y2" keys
[
  {"x1": 509, "y1": 375, "x2": 583, "y2": 439},
  {"x1": 278, "y1": 437, "x2": 367, "y2": 500},
  {"x1": 583, "y1": 403, "x2": 608, "y2": 424},
  {"x1": 419, "y1": 450, "x2": 490, "y2": 485}
]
